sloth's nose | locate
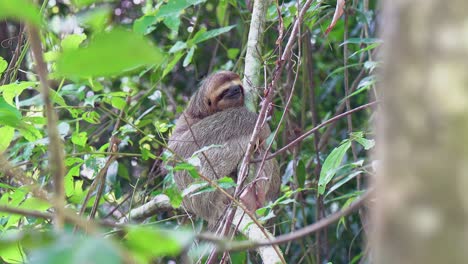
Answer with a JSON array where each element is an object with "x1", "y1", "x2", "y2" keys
[{"x1": 225, "y1": 85, "x2": 242, "y2": 98}]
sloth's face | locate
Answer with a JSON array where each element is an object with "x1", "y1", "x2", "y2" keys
[{"x1": 204, "y1": 71, "x2": 244, "y2": 114}]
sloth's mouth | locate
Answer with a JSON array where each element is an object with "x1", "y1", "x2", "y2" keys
[{"x1": 224, "y1": 85, "x2": 243, "y2": 99}]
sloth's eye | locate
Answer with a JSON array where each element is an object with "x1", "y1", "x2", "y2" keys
[
  {"x1": 219, "y1": 89, "x2": 230, "y2": 98},
  {"x1": 207, "y1": 99, "x2": 212, "y2": 106}
]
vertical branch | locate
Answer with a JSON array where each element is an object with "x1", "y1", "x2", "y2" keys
[
  {"x1": 243, "y1": 0, "x2": 270, "y2": 111},
  {"x1": 28, "y1": 26, "x2": 66, "y2": 230},
  {"x1": 343, "y1": 9, "x2": 358, "y2": 163}
]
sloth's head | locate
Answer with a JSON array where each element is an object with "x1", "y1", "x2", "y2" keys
[{"x1": 187, "y1": 71, "x2": 244, "y2": 119}]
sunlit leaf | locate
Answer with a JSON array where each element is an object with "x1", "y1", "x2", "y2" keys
[
  {"x1": 169, "y1": 41, "x2": 187, "y2": 53},
  {"x1": 163, "y1": 15, "x2": 181, "y2": 36},
  {"x1": 190, "y1": 25, "x2": 236, "y2": 44},
  {"x1": 61, "y1": 34, "x2": 87, "y2": 51},
  {"x1": 0, "y1": 97, "x2": 22, "y2": 128},
  {"x1": 173, "y1": 162, "x2": 199, "y2": 179},
  {"x1": 0, "y1": 57, "x2": 7, "y2": 76},
  {"x1": 72, "y1": 0, "x2": 116, "y2": 8},
  {"x1": 65, "y1": 165, "x2": 80, "y2": 197},
  {"x1": 0, "y1": 81, "x2": 36, "y2": 105},
  {"x1": 78, "y1": 6, "x2": 112, "y2": 32},
  {"x1": 71, "y1": 131, "x2": 88, "y2": 147},
  {"x1": 56, "y1": 28, "x2": 165, "y2": 78},
  {"x1": 0, "y1": 0, "x2": 42, "y2": 26},
  {"x1": 165, "y1": 185, "x2": 183, "y2": 208},
  {"x1": 0, "y1": 126, "x2": 14, "y2": 153},
  {"x1": 227, "y1": 48, "x2": 239, "y2": 59},
  {"x1": 353, "y1": 133, "x2": 375, "y2": 150},
  {"x1": 29, "y1": 234, "x2": 122, "y2": 264},
  {"x1": 133, "y1": 0, "x2": 207, "y2": 35},
  {"x1": 125, "y1": 227, "x2": 192, "y2": 261},
  {"x1": 183, "y1": 46, "x2": 195, "y2": 67}
]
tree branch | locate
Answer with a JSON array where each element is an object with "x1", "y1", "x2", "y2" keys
[{"x1": 27, "y1": 25, "x2": 66, "y2": 230}]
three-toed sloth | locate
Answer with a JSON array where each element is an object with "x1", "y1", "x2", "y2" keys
[{"x1": 167, "y1": 71, "x2": 280, "y2": 227}]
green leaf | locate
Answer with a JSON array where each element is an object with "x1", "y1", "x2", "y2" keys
[
  {"x1": 0, "y1": 81, "x2": 36, "y2": 105},
  {"x1": 217, "y1": 176, "x2": 236, "y2": 189},
  {"x1": 18, "y1": 124, "x2": 42, "y2": 142},
  {"x1": 163, "y1": 15, "x2": 181, "y2": 36},
  {"x1": 348, "y1": 42, "x2": 381, "y2": 58},
  {"x1": 72, "y1": 0, "x2": 116, "y2": 8},
  {"x1": 20, "y1": 197, "x2": 51, "y2": 211},
  {"x1": 61, "y1": 34, "x2": 87, "y2": 51},
  {"x1": 325, "y1": 170, "x2": 363, "y2": 197},
  {"x1": 340, "y1": 37, "x2": 383, "y2": 46},
  {"x1": 71, "y1": 131, "x2": 88, "y2": 147},
  {"x1": 163, "y1": 52, "x2": 184, "y2": 77},
  {"x1": 216, "y1": 0, "x2": 228, "y2": 26},
  {"x1": 183, "y1": 46, "x2": 195, "y2": 67},
  {"x1": 190, "y1": 25, "x2": 236, "y2": 44},
  {"x1": 169, "y1": 41, "x2": 187, "y2": 53},
  {"x1": 165, "y1": 185, "x2": 183, "y2": 208},
  {"x1": 296, "y1": 160, "x2": 306, "y2": 188},
  {"x1": 56, "y1": 28, "x2": 165, "y2": 78},
  {"x1": 173, "y1": 162, "x2": 199, "y2": 179},
  {"x1": 133, "y1": 15, "x2": 158, "y2": 35},
  {"x1": 133, "y1": 0, "x2": 206, "y2": 35},
  {"x1": 190, "y1": 176, "x2": 236, "y2": 196},
  {"x1": 0, "y1": 126, "x2": 14, "y2": 153},
  {"x1": 29, "y1": 234, "x2": 122, "y2": 264},
  {"x1": 354, "y1": 137, "x2": 375, "y2": 150},
  {"x1": 318, "y1": 141, "x2": 351, "y2": 195},
  {"x1": 227, "y1": 48, "x2": 239, "y2": 60},
  {"x1": 78, "y1": 6, "x2": 112, "y2": 32},
  {"x1": 65, "y1": 165, "x2": 80, "y2": 197},
  {"x1": 110, "y1": 97, "x2": 126, "y2": 110},
  {"x1": 157, "y1": 0, "x2": 205, "y2": 18},
  {"x1": 0, "y1": 97, "x2": 22, "y2": 128},
  {"x1": 0, "y1": 56, "x2": 7, "y2": 76},
  {"x1": 125, "y1": 227, "x2": 192, "y2": 261},
  {"x1": 0, "y1": 0, "x2": 42, "y2": 26}
]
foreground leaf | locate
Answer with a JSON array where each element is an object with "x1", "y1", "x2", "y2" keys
[
  {"x1": 0, "y1": 0, "x2": 42, "y2": 26},
  {"x1": 56, "y1": 28, "x2": 165, "y2": 78}
]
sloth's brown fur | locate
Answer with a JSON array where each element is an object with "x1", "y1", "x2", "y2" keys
[{"x1": 167, "y1": 71, "x2": 280, "y2": 227}]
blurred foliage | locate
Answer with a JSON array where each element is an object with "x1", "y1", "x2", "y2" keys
[{"x1": 0, "y1": 0, "x2": 378, "y2": 263}]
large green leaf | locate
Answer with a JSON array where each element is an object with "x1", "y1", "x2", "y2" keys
[
  {"x1": 0, "y1": 126, "x2": 14, "y2": 153},
  {"x1": 0, "y1": 81, "x2": 37, "y2": 105},
  {"x1": 72, "y1": 0, "x2": 116, "y2": 8},
  {"x1": 0, "y1": 97, "x2": 22, "y2": 128},
  {"x1": 318, "y1": 141, "x2": 351, "y2": 195},
  {"x1": 125, "y1": 226, "x2": 192, "y2": 261},
  {"x1": 0, "y1": 0, "x2": 42, "y2": 26},
  {"x1": 133, "y1": 0, "x2": 206, "y2": 35},
  {"x1": 0, "y1": 57, "x2": 7, "y2": 76},
  {"x1": 56, "y1": 28, "x2": 165, "y2": 78},
  {"x1": 29, "y1": 234, "x2": 122, "y2": 264},
  {"x1": 190, "y1": 25, "x2": 236, "y2": 44}
]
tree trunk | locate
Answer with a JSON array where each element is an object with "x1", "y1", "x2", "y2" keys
[{"x1": 375, "y1": 0, "x2": 468, "y2": 263}]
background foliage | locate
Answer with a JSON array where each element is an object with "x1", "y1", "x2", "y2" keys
[{"x1": 0, "y1": 0, "x2": 378, "y2": 263}]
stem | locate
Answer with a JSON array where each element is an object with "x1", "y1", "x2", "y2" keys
[{"x1": 28, "y1": 25, "x2": 66, "y2": 230}]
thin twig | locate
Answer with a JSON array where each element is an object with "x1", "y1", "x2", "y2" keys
[
  {"x1": 199, "y1": 190, "x2": 371, "y2": 251},
  {"x1": 257, "y1": 101, "x2": 378, "y2": 162}
]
